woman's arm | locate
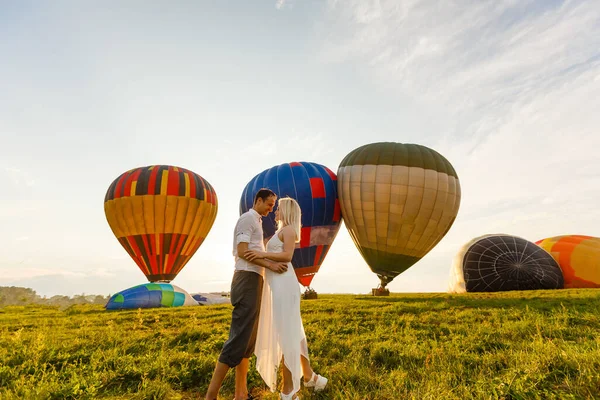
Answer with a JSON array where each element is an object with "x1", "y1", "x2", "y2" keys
[
  {"x1": 236, "y1": 242, "x2": 288, "y2": 273},
  {"x1": 244, "y1": 226, "x2": 296, "y2": 262}
]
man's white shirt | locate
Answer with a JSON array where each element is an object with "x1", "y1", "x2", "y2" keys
[{"x1": 232, "y1": 208, "x2": 264, "y2": 275}]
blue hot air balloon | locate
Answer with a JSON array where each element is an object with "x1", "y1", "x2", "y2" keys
[
  {"x1": 240, "y1": 162, "x2": 342, "y2": 288},
  {"x1": 105, "y1": 283, "x2": 198, "y2": 310}
]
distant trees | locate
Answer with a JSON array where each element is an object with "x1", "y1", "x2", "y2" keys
[{"x1": 0, "y1": 286, "x2": 110, "y2": 307}]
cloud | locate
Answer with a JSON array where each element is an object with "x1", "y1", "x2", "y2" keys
[
  {"x1": 246, "y1": 138, "x2": 279, "y2": 157},
  {"x1": 275, "y1": 0, "x2": 288, "y2": 10},
  {"x1": 321, "y1": 1, "x2": 600, "y2": 143},
  {"x1": 323, "y1": 2, "x2": 600, "y2": 97},
  {"x1": 91, "y1": 268, "x2": 117, "y2": 278},
  {"x1": 2, "y1": 267, "x2": 86, "y2": 282},
  {"x1": 321, "y1": 0, "x2": 600, "y2": 227},
  {"x1": 0, "y1": 200, "x2": 42, "y2": 219},
  {"x1": 4, "y1": 167, "x2": 35, "y2": 187},
  {"x1": 286, "y1": 132, "x2": 336, "y2": 162}
]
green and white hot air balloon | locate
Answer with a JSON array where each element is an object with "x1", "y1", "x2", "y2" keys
[{"x1": 337, "y1": 142, "x2": 461, "y2": 292}]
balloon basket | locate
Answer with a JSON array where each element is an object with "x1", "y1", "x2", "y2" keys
[
  {"x1": 303, "y1": 288, "x2": 318, "y2": 300},
  {"x1": 372, "y1": 287, "x2": 390, "y2": 296}
]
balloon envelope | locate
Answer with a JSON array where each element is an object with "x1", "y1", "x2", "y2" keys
[
  {"x1": 535, "y1": 235, "x2": 600, "y2": 288},
  {"x1": 104, "y1": 165, "x2": 218, "y2": 282},
  {"x1": 105, "y1": 283, "x2": 198, "y2": 310},
  {"x1": 240, "y1": 162, "x2": 342, "y2": 287},
  {"x1": 191, "y1": 292, "x2": 232, "y2": 305},
  {"x1": 337, "y1": 142, "x2": 461, "y2": 287},
  {"x1": 448, "y1": 234, "x2": 564, "y2": 293}
]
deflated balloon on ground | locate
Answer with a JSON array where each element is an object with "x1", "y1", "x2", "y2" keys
[
  {"x1": 536, "y1": 235, "x2": 600, "y2": 288},
  {"x1": 448, "y1": 234, "x2": 564, "y2": 293},
  {"x1": 105, "y1": 283, "x2": 198, "y2": 310}
]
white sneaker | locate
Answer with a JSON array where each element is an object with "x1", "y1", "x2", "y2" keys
[
  {"x1": 304, "y1": 372, "x2": 328, "y2": 391},
  {"x1": 280, "y1": 391, "x2": 300, "y2": 400}
]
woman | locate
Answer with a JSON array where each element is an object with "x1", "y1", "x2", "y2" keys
[{"x1": 244, "y1": 197, "x2": 327, "y2": 400}]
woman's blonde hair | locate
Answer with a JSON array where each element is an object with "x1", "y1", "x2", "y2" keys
[{"x1": 277, "y1": 197, "x2": 301, "y2": 243}]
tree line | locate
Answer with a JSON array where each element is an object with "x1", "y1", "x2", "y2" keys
[{"x1": 0, "y1": 286, "x2": 110, "y2": 307}]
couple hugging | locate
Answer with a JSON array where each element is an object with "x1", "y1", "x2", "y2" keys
[{"x1": 205, "y1": 189, "x2": 328, "y2": 400}]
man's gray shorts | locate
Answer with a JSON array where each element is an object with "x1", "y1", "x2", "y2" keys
[{"x1": 218, "y1": 270, "x2": 264, "y2": 368}]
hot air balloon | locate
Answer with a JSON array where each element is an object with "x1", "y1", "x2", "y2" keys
[
  {"x1": 105, "y1": 283, "x2": 198, "y2": 310},
  {"x1": 191, "y1": 292, "x2": 231, "y2": 305},
  {"x1": 240, "y1": 162, "x2": 342, "y2": 294},
  {"x1": 448, "y1": 234, "x2": 564, "y2": 293},
  {"x1": 337, "y1": 142, "x2": 461, "y2": 294},
  {"x1": 104, "y1": 165, "x2": 218, "y2": 282},
  {"x1": 535, "y1": 235, "x2": 600, "y2": 288}
]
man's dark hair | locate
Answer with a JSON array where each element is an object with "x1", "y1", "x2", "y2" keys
[{"x1": 254, "y1": 188, "x2": 276, "y2": 204}]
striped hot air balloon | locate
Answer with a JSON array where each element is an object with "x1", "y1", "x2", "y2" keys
[
  {"x1": 240, "y1": 162, "x2": 342, "y2": 288},
  {"x1": 337, "y1": 142, "x2": 461, "y2": 290},
  {"x1": 104, "y1": 165, "x2": 218, "y2": 282},
  {"x1": 105, "y1": 283, "x2": 198, "y2": 310},
  {"x1": 535, "y1": 235, "x2": 600, "y2": 288}
]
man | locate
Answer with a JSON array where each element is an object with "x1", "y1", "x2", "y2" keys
[{"x1": 205, "y1": 188, "x2": 288, "y2": 400}]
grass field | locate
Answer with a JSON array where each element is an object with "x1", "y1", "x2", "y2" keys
[{"x1": 1, "y1": 289, "x2": 600, "y2": 399}]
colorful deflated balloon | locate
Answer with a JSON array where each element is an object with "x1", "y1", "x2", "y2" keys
[
  {"x1": 448, "y1": 234, "x2": 564, "y2": 293},
  {"x1": 240, "y1": 162, "x2": 342, "y2": 287},
  {"x1": 337, "y1": 142, "x2": 461, "y2": 289},
  {"x1": 105, "y1": 283, "x2": 198, "y2": 310},
  {"x1": 535, "y1": 235, "x2": 600, "y2": 288},
  {"x1": 104, "y1": 165, "x2": 218, "y2": 282}
]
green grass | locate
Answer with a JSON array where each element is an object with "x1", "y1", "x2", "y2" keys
[{"x1": 1, "y1": 290, "x2": 600, "y2": 399}]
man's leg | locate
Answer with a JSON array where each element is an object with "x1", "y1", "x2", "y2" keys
[
  {"x1": 205, "y1": 362, "x2": 230, "y2": 400},
  {"x1": 207, "y1": 271, "x2": 261, "y2": 399},
  {"x1": 205, "y1": 272, "x2": 246, "y2": 399},
  {"x1": 234, "y1": 358, "x2": 250, "y2": 400},
  {"x1": 235, "y1": 273, "x2": 263, "y2": 399}
]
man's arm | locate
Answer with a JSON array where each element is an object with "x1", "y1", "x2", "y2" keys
[
  {"x1": 237, "y1": 242, "x2": 287, "y2": 273},
  {"x1": 244, "y1": 228, "x2": 295, "y2": 262}
]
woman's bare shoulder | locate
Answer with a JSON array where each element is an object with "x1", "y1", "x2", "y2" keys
[
  {"x1": 279, "y1": 225, "x2": 295, "y2": 240},
  {"x1": 281, "y1": 225, "x2": 295, "y2": 233}
]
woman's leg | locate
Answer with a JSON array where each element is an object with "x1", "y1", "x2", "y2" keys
[
  {"x1": 281, "y1": 356, "x2": 294, "y2": 394},
  {"x1": 301, "y1": 355, "x2": 315, "y2": 382},
  {"x1": 301, "y1": 352, "x2": 328, "y2": 391}
]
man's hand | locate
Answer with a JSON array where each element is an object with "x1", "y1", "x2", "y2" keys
[
  {"x1": 267, "y1": 261, "x2": 288, "y2": 274},
  {"x1": 243, "y1": 250, "x2": 266, "y2": 262}
]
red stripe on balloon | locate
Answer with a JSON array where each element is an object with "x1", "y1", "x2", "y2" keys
[
  {"x1": 113, "y1": 172, "x2": 129, "y2": 199},
  {"x1": 310, "y1": 178, "x2": 325, "y2": 198},
  {"x1": 324, "y1": 167, "x2": 337, "y2": 181},
  {"x1": 167, "y1": 167, "x2": 180, "y2": 196},
  {"x1": 148, "y1": 167, "x2": 159, "y2": 195},
  {"x1": 188, "y1": 171, "x2": 197, "y2": 198},
  {"x1": 174, "y1": 235, "x2": 187, "y2": 261},
  {"x1": 300, "y1": 227, "x2": 311, "y2": 248},
  {"x1": 123, "y1": 172, "x2": 135, "y2": 198},
  {"x1": 166, "y1": 252, "x2": 176, "y2": 275},
  {"x1": 147, "y1": 234, "x2": 158, "y2": 275},
  {"x1": 126, "y1": 236, "x2": 149, "y2": 275},
  {"x1": 314, "y1": 245, "x2": 323, "y2": 266},
  {"x1": 127, "y1": 236, "x2": 141, "y2": 257},
  {"x1": 140, "y1": 234, "x2": 152, "y2": 271},
  {"x1": 333, "y1": 199, "x2": 341, "y2": 222},
  {"x1": 206, "y1": 186, "x2": 213, "y2": 204}
]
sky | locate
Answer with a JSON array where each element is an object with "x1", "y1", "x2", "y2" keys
[{"x1": 1, "y1": 0, "x2": 599, "y2": 297}]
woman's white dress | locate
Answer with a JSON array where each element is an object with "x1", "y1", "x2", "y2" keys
[{"x1": 255, "y1": 230, "x2": 309, "y2": 394}]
